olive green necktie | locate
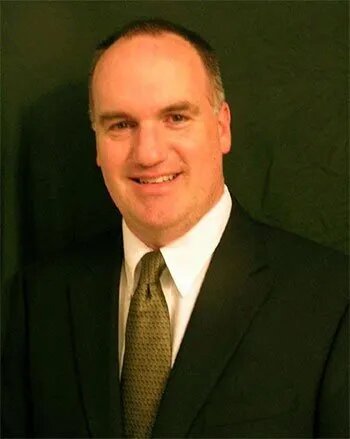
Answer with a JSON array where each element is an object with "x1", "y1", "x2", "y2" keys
[{"x1": 121, "y1": 251, "x2": 171, "y2": 438}]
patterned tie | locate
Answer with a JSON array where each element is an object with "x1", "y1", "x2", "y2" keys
[{"x1": 121, "y1": 251, "x2": 171, "y2": 438}]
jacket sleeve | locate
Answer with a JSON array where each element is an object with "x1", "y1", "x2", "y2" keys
[
  {"x1": 1, "y1": 272, "x2": 33, "y2": 438},
  {"x1": 315, "y1": 306, "x2": 349, "y2": 438}
]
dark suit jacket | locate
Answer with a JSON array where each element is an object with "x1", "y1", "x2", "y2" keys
[{"x1": 2, "y1": 204, "x2": 349, "y2": 438}]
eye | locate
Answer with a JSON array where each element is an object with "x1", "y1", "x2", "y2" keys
[
  {"x1": 109, "y1": 120, "x2": 136, "y2": 131},
  {"x1": 167, "y1": 113, "x2": 189, "y2": 124}
]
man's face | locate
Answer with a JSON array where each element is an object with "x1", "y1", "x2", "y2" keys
[{"x1": 91, "y1": 33, "x2": 231, "y2": 247}]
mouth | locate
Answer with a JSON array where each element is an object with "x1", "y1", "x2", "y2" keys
[{"x1": 131, "y1": 173, "x2": 180, "y2": 184}]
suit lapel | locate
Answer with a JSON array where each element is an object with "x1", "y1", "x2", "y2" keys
[
  {"x1": 152, "y1": 204, "x2": 273, "y2": 438},
  {"x1": 68, "y1": 231, "x2": 124, "y2": 438}
]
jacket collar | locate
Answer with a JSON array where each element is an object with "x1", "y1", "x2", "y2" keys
[
  {"x1": 68, "y1": 230, "x2": 124, "y2": 438},
  {"x1": 152, "y1": 201, "x2": 273, "y2": 437}
]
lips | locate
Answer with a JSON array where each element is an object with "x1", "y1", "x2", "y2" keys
[{"x1": 132, "y1": 173, "x2": 180, "y2": 184}]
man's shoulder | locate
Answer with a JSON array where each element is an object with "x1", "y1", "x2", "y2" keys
[
  {"x1": 244, "y1": 207, "x2": 349, "y2": 301},
  {"x1": 235, "y1": 201, "x2": 347, "y2": 260},
  {"x1": 22, "y1": 228, "x2": 123, "y2": 286},
  {"x1": 258, "y1": 214, "x2": 347, "y2": 268}
]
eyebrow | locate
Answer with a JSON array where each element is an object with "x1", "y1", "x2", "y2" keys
[
  {"x1": 98, "y1": 111, "x2": 131, "y2": 125},
  {"x1": 158, "y1": 101, "x2": 200, "y2": 116},
  {"x1": 98, "y1": 101, "x2": 200, "y2": 125}
]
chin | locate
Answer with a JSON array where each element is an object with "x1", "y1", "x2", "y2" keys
[
  {"x1": 131, "y1": 211, "x2": 182, "y2": 238},
  {"x1": 139, "y1": 216, "x2": 176, "y2": 232}
]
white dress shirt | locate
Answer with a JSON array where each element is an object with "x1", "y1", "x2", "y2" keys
[{"x1": 119, "y1": 185, "x2": 232, "y2": 372}]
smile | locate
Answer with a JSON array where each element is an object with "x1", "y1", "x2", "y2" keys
[{"x1": 134, "y1": 174, "x2": 179, "y2": 184}]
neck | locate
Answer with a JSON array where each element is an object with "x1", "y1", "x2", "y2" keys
[{"x1": 126, "y1": 185, "x2": 226, "y2": 249}]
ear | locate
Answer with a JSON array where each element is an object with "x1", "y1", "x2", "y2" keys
[
  {"x1": 93, "y1": 126, "x2": 101, "y2": 167},
  {"x1": 96, "y1": 151, "x2": 101, "y2": 167},
  {"x1": 89, "y1": 100, "x2": 101, "y2": 166},
  {"x1": 217, "y1": 102, "x2": 231, "y2": 155},
  {"x1": 96, "y1": 141, "x2": 101, "y2": 167}
]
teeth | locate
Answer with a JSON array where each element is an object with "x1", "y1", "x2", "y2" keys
[{"x1": 139, "y1": 174, "x2": 177, "y2": 184}]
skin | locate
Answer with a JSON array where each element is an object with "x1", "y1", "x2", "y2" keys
[{"x1": 91, "y1": 32, "x2": 231, "y2": 248}]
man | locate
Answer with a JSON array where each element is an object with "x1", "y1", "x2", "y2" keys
[{"x1": 2, "y1": 18, "x2": 348, "y2": 438}]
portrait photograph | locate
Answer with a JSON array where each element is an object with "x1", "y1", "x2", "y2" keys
[{"x1": 1, "y1": 2, "x2": 348, "y2": 438}]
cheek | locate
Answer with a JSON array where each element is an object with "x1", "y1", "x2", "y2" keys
[
  {"x1": 97, "y1": 137, "x2": 126, "y2": 171},
  {"x1": 195, "y1": 144, "x2": 224, "y2": 188},
  {"x1": 188, "y1": 129, "x2": 221, "y2": 168},
  {"x1": 170, "y1": 123, "x2": 208, "y2": 155}
]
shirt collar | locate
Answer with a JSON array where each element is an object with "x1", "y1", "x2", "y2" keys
[{"x1": 122, "y1": 185, "x2": 232, "y2": 297}]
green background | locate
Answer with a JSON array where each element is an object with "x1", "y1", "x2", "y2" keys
[{"x1": 2, "y1": 1, "x2": 348, "y2": 290}]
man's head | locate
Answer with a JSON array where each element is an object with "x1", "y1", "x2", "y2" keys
[
  {"x1": 90, "y1": 18, "x2": 231, "y2": 248},
  {"x1": 89, "y1": 19, "x2": 226, "y2": 117}
]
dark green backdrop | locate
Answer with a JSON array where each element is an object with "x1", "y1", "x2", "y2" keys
[{"x1": 2, "y1": 1, "x2": 348, "y2": 291}]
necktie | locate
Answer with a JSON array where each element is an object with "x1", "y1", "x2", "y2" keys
[{"x1": 121, "y1": 251, "x2": 171, "y2": 438}]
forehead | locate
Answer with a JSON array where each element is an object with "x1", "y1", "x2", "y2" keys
[{"x1": 91, "y1": 33, "x2": 211, "y2": 113}]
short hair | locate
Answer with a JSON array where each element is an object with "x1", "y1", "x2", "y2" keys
[{"x1": 88, "y1": 18, "x2": 226, "y2": 121}]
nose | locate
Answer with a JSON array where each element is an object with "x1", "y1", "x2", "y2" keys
[{"x1": 131, "y1": 121, "x2": 167, "y2": 167}]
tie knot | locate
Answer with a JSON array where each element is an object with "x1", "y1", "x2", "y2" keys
[{"x1": 139, "y1": 251, "x2": 166, "y2": 285}]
